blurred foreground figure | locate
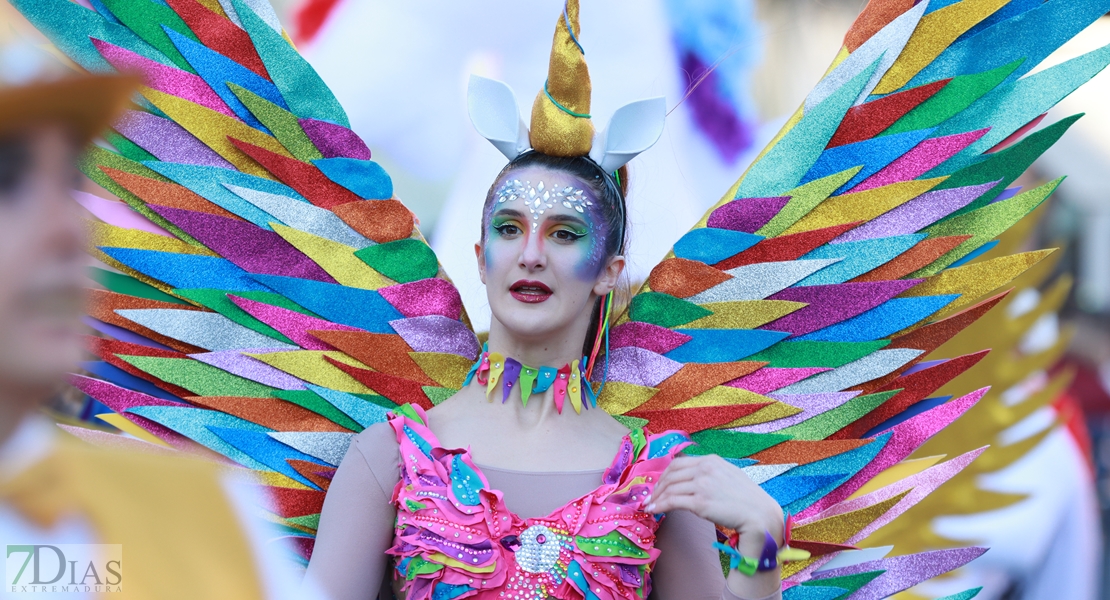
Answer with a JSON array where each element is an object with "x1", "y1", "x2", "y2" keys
[{"x1": 0, "y1": 69, "x2": 318, "y2": 599}]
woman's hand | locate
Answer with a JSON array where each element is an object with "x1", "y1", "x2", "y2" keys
[{"x1": 647, "y1": 454, "x2": 784, "y2": 551}]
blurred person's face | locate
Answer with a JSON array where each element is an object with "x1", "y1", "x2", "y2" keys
[{"x1": 0, "y1": 125, "x2": 85, "y2": 400}]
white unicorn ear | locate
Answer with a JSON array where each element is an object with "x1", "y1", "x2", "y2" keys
[
  {"x1": 467, "y1": 75, "x2": 531, "y2": 161},
  {"x1": 589, "y1": 97, "x2": 667, "y2": 173}
]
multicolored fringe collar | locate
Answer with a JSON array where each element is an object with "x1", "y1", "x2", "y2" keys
[{"x1": 463, "y1": 348, "x2": 597, "y2": 414}]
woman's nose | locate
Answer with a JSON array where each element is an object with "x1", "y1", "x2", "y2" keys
[{"x1": 518, "y1": 226, "x2": 546, "y2": 271}]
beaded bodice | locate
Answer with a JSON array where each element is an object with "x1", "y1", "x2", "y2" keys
[{"x1": 386, "y1": 405, "x2": 690, "y2": 600}]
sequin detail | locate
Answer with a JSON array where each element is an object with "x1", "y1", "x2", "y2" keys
[{"x1": 388, "y1": 404, "x2": 690, "y2": 599}]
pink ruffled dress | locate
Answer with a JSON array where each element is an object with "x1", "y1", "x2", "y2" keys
[{"x1": 387, "y1": 405, "x2": 692, "y2": 600}]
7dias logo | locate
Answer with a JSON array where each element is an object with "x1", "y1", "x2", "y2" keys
[{"x1": 6, "y1": 545, "x2": 122, "y2": 594}]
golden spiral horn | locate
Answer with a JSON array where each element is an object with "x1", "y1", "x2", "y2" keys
[{"x1": 529, "y1": 0, "x2": 594, "y2": 157}]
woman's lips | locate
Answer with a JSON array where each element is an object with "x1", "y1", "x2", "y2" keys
[{"x1": 510, "y1": 280, "x2": 553, "y2": 303}]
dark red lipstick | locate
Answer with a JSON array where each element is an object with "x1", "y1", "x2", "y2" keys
[{"x1": 510, "y1": 280, "x2": 553, "y2": 303}]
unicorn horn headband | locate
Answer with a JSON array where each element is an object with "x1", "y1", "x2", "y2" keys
[{"x1": 467, "y1": 0, "x2": 667, "y2": 173}]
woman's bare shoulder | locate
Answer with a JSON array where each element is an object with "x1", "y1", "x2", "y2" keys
[
  {"x1": 347, "y1": 420, "x2": 400, "y2": 468},
  {"x1": 594, "y1": 410, "x2": 632, "y2": 435}
]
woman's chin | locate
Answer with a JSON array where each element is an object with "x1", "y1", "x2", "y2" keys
[
  {"x1": 493, "y1": 310, "x2": 571, "y2": 340},
  {"x1": 500, "y1": 320, "x2": 562, "y2": 340}
]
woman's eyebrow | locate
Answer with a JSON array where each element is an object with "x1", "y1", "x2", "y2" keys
[
  {"x1": 490, "y1": 208, "x2": 526, "y2": 220},
  {"x1": 545, "y1": 214, "x2": 589, "y2": 228}
]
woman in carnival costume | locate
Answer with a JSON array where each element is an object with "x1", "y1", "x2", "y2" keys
[
  {"x1": 9, "y1": 0, "x2": 1110, "y2": 598},
  {"x1": 307, "y1": 3, "x2": 789, "y2": 598}
]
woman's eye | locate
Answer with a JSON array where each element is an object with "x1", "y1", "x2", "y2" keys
[
  {"x1": 494, "y1": 223, "x2": 521, "y2": 237},
  {"x1": 552, "y1": 229, "x2": 585, "y2": 242}
]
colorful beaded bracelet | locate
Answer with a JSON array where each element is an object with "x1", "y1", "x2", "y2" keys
[{"x1": 713, "y1": 515, "x2": 811, "y2": 577}]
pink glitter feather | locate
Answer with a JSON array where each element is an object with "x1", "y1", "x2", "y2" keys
[
  {"x1": 609, "y1": 322, "x2": 693, "y2": 355},
  {"x1": 786, "y1": 447, "x2": 987, "y2": 581},
  {"x1": 91, "y1": 38, "x2": 236, "y2": 117},
  {"x1": 796, "y1": 387, "x2": 986, "y2": 519},
  {"x1": 69, "y1": 374, "x2": 194, "y2": 450},
  {"x1": 849, "y1": 128, "x2": 990, "y2": 192},
  {"x1": 229, "y1": 296, "x2": 363, "y2": 350},
  {"x1": 725, "y1": 367, "x2": 829, "y2": 394},
  {"x1": 378, "y1": 278, "x2": 464, "y2": 320}
]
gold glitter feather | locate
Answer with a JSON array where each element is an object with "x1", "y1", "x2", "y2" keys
[
  {"x1": 684, "y1": 300, "x2": 807, "y2": 329},
  {"x1": 721, "y1": 401, "x2": 804, "y2": 428},
  {"x1": 597, "y1": 382, "x2": 658, "y2": 415},
  {"x1": 900, "y1": 249, "x2": 1054, "y2": 319},
  {"x1": 781, "y1": 178, "x2": 945, "y2": 235},
  {"x1": 140, "y1": 88, "x2": 292, "y2": 178},
  {"x1": 674, "y1": 386, "x2": 779, "y2": 409},
  {"x1": 874, "y1": 0, "x2": 1009, "y2": 94},
  {"x1": 86, "y1": 219, "x2": 215, "y2": 257},
  {"x1": 270, "y1": 223, "x2": 395, "y2": 289},
  {"x1": 248, "y1": 351, "x2": 374, "y2": 395},
  {"x1": 409, "y1": 352, "x2": 472, "y2": 389}
]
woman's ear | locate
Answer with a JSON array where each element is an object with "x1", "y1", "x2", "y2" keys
[
  {"x1": 593, "y1": 255, "x2": 625, "y2": 296},
  {"x1": 475, "y1": 242, "x2": 487, "y2": 285}
]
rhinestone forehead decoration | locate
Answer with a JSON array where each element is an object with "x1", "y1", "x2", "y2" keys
[{"x1": 495, "y1": 180, "x2": 592, "y2": 232}]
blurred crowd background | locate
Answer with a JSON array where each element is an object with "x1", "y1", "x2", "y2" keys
[{"x1": 3, "y1": 0, "x2": 1110, "y2": 597}]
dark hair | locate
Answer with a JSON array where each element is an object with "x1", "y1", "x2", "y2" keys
[{"x1": 481, "y1": 151, "x2": 630, "y2": 355}]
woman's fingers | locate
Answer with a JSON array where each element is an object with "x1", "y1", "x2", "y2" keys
[
  {"x1": 646, "y1": 480, "x2": 702, "y2": 512},
  {"x1": 655, "y1": 455, "x2": 701, "y2": 484},
  {"x1": 645, "y1": 492, "x2": 702, "y2": 515},
  {"x1": 651, "y1": 455, "x2": 703, "y2": 497}
]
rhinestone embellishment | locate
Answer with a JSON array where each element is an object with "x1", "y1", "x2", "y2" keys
[
  {"x1": 514, "y1": 524, "x2": 564, "y2": 574},
  {"x1": 495, "y1": 180, "x2": 591, "y2": 232}
]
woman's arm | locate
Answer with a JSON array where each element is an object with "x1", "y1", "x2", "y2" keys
[
  {"x1": 303, "y1": 423, "x2": 400, "y2": 600},
  {"x1": 647, "y1": 455, "x2": 785, "y2": 600},
  {"x1": 648, "y1": 509, "x2": 782, "y2": 600}
]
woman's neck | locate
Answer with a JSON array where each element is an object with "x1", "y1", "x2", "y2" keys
[{"x1": 484, "y1": 323, "x2": 586, "y2": 369}]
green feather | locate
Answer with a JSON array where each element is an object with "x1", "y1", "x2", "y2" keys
[
  {"x1": 628, "y1": 292, "x2": 712, "y2": 329},
  {"x1": 89, "y1": 267, "x2": 189, "y2": 305},
  {"x1": 118, "y1": 356, "x2": 276, "y2": 397},
  {"x1": 745, "y1": 341, "x2": 890, "y2": 368}
]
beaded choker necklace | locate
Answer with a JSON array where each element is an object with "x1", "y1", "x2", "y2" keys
[{"x1": 463, "y1": 347, "x2": 597, "y2": 414}]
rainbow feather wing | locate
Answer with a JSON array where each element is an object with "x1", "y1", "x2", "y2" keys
[
  {"x1": 13, "y1": 0, "x2": 480, "y2": 563},
  {"x1": 865, "y1": 212, "x2": 1077, "y2": 563},
  {"x1": 601, "y1": 0, "x2": 1110, "y2": 592}
]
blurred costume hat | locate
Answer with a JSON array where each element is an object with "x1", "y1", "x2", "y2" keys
[
  {"x1": 0, "y1": 44, "x2": 136, "y2": 143},
  {"x1": 467, "y1": 0, "x2": 666, "y2": 172}
]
